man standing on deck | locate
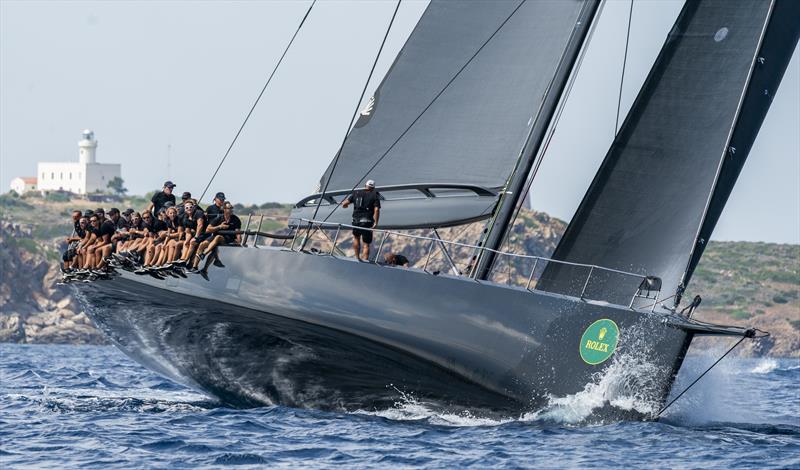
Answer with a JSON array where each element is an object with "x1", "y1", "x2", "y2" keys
[
  {"x1": 147, "y1": 181, "x2": 177, "y2": 217},
  {"x1": 342, "y1": 180, "x2": 381, "y2": 261}
]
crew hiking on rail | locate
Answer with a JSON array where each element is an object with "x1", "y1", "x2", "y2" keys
[
  {"x1": 61, "y1": 178, "x2": 408, "y2": 283},
  {"x1": 60, "y1": 181, "x2": 241, "y2": 283}
]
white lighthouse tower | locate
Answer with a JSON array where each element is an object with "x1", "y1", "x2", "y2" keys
[
  {"x1": 78, "y1": 129, "x2": 98, "y2": 164},
  {"x1": 36, "y1": 129, "x2": 121, "y2": 195}
]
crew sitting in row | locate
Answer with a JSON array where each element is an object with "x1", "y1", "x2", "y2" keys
[{"x1": 61, "y1": 182, "x2": 242, "y2": 280}]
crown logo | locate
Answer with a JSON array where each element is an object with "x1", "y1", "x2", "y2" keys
[{"x1": 598, "y1": 327, "x2": 607, "y2": 340}]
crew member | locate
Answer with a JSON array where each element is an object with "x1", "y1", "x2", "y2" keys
[
  {"x1": 62, "y1": 210, "x2": 84, "y2": 272},
  {"x1": 205, "y1": 192, "x2": 225, "y2": 219},
  {"x1": 342, "y1": 179, "x2": 381, "y2": 261},
  {"x1": 108, "y1": 208, "x2": 129, "y2": 230},
  {"x1": 177, "y1": 191, "x2": 192, "y2": 217},
  {"x1": 191, "y1": 201, "x2": 240, "y2": 278},
  {"x1": 176, "y1": 199, "x2": 207, "y2": 270},
  {"x1": 147, "y1": 181, "x2": 177, "y2": 216}
]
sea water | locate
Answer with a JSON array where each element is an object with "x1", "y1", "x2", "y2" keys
[{"x1": 0, "y1": 343, "x2": 797, "y2": 469}]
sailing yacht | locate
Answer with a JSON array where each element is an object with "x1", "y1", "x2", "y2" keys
[{"x1": 77, "y1": 0, "x2": 799, "y2": 419}]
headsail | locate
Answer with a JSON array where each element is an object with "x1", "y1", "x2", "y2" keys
[
  {"x1": 682, "y1": 0, "x2": 800, "y2": 292},
  {"x1": 293, "y1": 0, "x2": 595, "y2": 229},
  {"x1": 539, "y1": 0, "x2": 798, "y2": 307}
]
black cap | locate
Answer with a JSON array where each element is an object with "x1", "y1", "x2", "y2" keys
[
  {"x1": 123, "y1": 208, "x2": 134, "y2": 215},
  {"x1": 95, "y1": 208, "x2": 105, "y2": 214},
  {"x1": 108, "y1": 208, "x2": 120, "y2": 215},
  {"x1": 163, "y1": 201, "x2": 175, "y2": 208},
  {"x1": 214, "y1": 192, "x2": 226, "y2": 201},
  {"x1": 83, "y1": 210, "x2": 94, "y2": 217},
  {"x1": 181, "y1": 191, "x2": 192, "y2": 200},
  {"x1": 164, "y1": 180, "x2": 176, "y2": 188}
]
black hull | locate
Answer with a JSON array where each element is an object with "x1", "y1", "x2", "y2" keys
[{"x1": 76, "y1": 246, "x2": 695, "y2": 419}]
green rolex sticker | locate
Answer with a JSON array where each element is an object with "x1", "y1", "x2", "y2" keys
[{"x1": 579, "y1": 319, "x2": 619, "y2": 365}]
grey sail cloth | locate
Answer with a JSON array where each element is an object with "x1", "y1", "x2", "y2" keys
[
  {"x1": 683, "y1": 0, "x2": 800, "y2": 290},
  {"x1": 538, "y1": 0, "x2": 779, "y2": 306},
  {"x1": 317, "y1": 0, "x2": 589, "y2": 195}
]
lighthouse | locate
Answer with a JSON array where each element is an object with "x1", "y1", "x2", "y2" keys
[
  {"x1": 35, "y1": 130, "x2": 121, "y2": 195},
  {"x1": 78, "y1": 129, "x2": 98, "y2": 164}
]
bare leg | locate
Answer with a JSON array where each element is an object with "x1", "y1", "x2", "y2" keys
[
  {"x1": 98, "y1": 245, "x2": 112, "y2": 269},
  {"x1": 353, "y1": 236, "x2": 362, "y2": 261},
  {"x1": 191, "y1": 241, "x2": 210, "y2": 269},
  {"x1": 203, "y1": 235, "x2": 223, "y2": 255},
  {"x1": 83, "y1": 247, "x2": 95, "y2": 269},
  {"x1": 362, "y1": 242, "x2": 370, "y2": 261}
]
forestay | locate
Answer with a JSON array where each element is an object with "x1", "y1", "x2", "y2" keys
[
  {"x1": 297, "y1": 0, "x2": 592, "y2": 229},
  {"x1": 539, "y1": 0, "x2": 793, "y2": 307}
]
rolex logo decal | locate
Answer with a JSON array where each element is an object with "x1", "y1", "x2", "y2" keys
[{"x1": 579, "y1": 319, "x2": 619, "y2": 365}]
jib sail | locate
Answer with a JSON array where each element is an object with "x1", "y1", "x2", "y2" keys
[{"x1": 539, "y1": 0, "x2": 799, "y2": 307}]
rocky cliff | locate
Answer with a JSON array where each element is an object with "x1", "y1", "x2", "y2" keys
[{"x1": 0, "y1": 219, "x2": 105, "y2": 344}]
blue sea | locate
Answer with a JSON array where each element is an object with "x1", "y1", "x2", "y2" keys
[{"x1": 0, "y1": 343, "x2": 798, "y2": 469}]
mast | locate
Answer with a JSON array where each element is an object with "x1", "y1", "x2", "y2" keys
[{"x1": 473, "y1": 0, "x2": 601, "y2": 280}]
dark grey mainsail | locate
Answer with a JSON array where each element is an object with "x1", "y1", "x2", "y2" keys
[
  {"x1": 301, "y1": 0, "x2": 594, "y2": 228},
  {"x1": 539, "y1": 0, "x2": 792, "y2": 306}
]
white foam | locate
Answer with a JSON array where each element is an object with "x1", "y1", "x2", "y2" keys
[{"x1": 750, "y1": 358, "x2": 779, "y2": 374}]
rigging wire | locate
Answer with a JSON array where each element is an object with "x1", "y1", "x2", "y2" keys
[
  {"x1": 614, "y1": 0, "x2": 634, "y2": 135},
  {"x1": 495, "y1": 0, "x2": 605, "y2": 254},
  {"x1": 198, "y1": 0, "x2": 317, "y2": 202},
  {"x1": 656, "y1": 333, "x2": 757, "y2": 418},
  {"x1": 309, "y1": 0, "x2": 403, "y2": 224},
  {"x1": 319, "y1": 0, "x2": 529, "y2": 225}
]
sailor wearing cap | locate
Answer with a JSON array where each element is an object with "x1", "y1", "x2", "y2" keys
[
  {"x1": 342, "y1": 180, "x2": 381, "y2": 261},
  {"x1": 205, "y1": 192, "x2": 226, "y2": 220},
  {"x1": 147, "y1": 180, "x2": 177, "y2": 217}
]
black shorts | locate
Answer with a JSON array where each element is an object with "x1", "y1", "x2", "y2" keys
[
  {"x1": 195, "y1": 232, "x2": 214, "y2": 243},
  {"x1": 352, "y1": 221, "x2": 373, "y2": 244},
  {"x1": 63, "y1": 248, "x2": 77, "y2": 262}
]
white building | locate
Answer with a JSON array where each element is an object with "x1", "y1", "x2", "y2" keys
[
  {"x1": 9, "y1": 177, "x2": 37, "y2": 195},
  {"x1": 36, "y1": 130, "x2": 121, "y2": 194}
]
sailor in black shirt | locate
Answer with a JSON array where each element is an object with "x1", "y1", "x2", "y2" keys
[
  {"x1": 342, "y1": 180, "x2": 381, "y2": 261},
  {"x1": 62, "y1": 210, "x2": 84, "y2": 271},
  {"x1": 143, "y1": 209, "x2": 171, "y2": 267},
  {"x1": 176, "y1": 199, "x2": 207, "y2": 269},
  {"x1": 154, "y1": 206, "x2": 184, "y2": 266},
  {"x1": 108, "y1": 208, "x2": 130, "y2": 230},
  {"x1": 194, "y1": 201, "x2": 241, "y2": 277},
  {"x1": 205, "y1": 192, "x2": 226, "y2": 220},
  {"x1": 177, "y1": 191, "x2": 192, "y2": 218},
  {"x1": 148, "y1": 181, "x2": 177, "y2": 216},
  {"x1": 73, "y1": 216, "x2": 93, "y2": 270},
  {"x1": 203, "y1": 202, "x2": 242, "y2": 248},
  {"x1": 81, "y1": 214, "x2": 114, "y2": 271}
]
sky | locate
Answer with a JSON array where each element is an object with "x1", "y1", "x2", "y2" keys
[{"x1": 1, "y1": 0, "x2": 798, "y2": 243}]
